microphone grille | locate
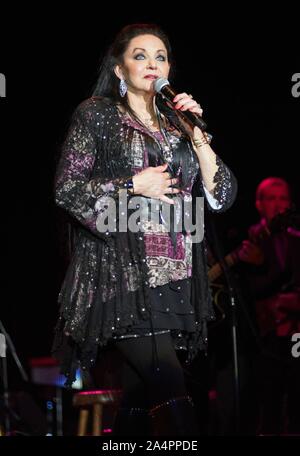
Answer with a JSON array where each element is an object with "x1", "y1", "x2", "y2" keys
[{"x1": 154, "y1": 77, "x2": 170, "y2": 93}]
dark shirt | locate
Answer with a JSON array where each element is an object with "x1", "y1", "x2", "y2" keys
[{"x1": 246, "y1": 221, "x2": 300, "y2": 337}]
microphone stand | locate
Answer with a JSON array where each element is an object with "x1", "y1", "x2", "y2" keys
[
  {"x1": 207, "y1": 216, "x2": 241, "y2": 435},
  {"x1": 0, "y1": 320, "x2": 28, "y2": 382},
  {"x1": 0, "y1": 333, "x2": 10, "y2": 435},
  {"x1": 0, "y1": 319, "x2": 29, "y2": 435}
]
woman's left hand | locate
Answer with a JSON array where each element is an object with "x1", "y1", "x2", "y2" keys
[
  {"x1": 173, "y1": 93, "x2": 203, "y2": 116},
  {"x1": 173, "y1": 93, "x2": 205, "y2": 142}
]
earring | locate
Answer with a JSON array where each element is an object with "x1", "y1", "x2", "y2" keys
[{"x1": 119, "y1": 79, "x2": 127, "y2": 97}]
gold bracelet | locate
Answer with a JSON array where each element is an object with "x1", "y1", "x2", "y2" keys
[{"x1": 193, "y1": 137, "x2": 208, "y2": 148}]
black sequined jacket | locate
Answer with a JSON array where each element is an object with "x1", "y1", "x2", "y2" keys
[{"x1": 52, "y1": 96, "x2": 237, "y2": 384}]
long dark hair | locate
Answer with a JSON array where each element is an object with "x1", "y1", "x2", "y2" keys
[
  {"x1": 92, "y1": 23, "x2": 174, "y2": 119},
  {"x1": 92, "y1": 24, "x2": 194, "y2": 189}
]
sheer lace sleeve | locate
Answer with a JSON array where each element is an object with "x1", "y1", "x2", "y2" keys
[
  {"x1": 203, "y1": 155, "x2": 237, "y2": 213},
  {"x1": 55, "y1": 99, "x2": 131, "y2": 239}
]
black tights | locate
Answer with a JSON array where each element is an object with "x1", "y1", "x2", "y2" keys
[{"x1": 115, "y1": 332, "x2": 188, "y2": 409}]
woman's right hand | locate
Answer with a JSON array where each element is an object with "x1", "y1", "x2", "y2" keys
[{"x1": 132, "y1": 163, "x2": 180, "y2": 204}]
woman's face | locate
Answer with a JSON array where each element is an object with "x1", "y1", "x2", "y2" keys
[{"x1": 115, "y1": 34, "x2": 170, "y2": 95}]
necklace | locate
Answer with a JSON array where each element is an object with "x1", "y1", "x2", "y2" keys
[
  {"x1": 138, "y1": 114, "x2": 159, "y2": 131},
  {"x1": 134, "y1": 104, "x2": 175, "y2": 162}
]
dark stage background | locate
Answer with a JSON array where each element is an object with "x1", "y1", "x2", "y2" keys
[{"x1": 0, "y1": 8, "x2": 299, "y2": 435}]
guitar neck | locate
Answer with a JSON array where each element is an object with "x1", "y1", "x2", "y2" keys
[{"x1": 208, "y1": 251, "x2": 239, "y2": 282}]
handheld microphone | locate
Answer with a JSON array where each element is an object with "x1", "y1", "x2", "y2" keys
[{"x1": 154, "y1": 78, "x2": 207, "y2": 132}]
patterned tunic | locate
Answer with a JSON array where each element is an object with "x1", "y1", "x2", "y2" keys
[{"x1": 52, "y1": 96, "x2": 237, "y2": 385}]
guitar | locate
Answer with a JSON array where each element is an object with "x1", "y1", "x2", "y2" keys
[
  {"x1": 208, "y1": 248, "x2": 241, "y2": 283},
  {"x1": 208, "y1": 247, "x2": 242, "y2": 326},
  {"x1": 208, "y1": 208, "x2": 300, "y2": 327}
]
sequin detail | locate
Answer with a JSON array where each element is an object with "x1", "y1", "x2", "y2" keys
[{"x1": 51, "y1": 96, "x2": 237, "y2": 385}]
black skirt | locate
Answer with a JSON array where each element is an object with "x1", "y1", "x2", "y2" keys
[{"x1": 112, "y1": 278, "x2": 196, "y2": 344}]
